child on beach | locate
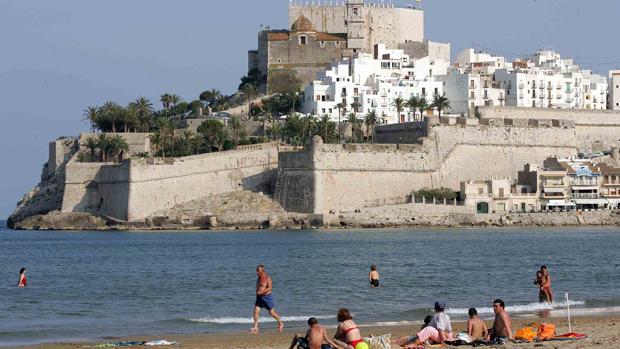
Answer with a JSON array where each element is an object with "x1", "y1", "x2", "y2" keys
[
  {"x1": 467, "y1": 308, "x2": 488, "y2": 341},
  {"x1": 369, "y1": 265, "x2": 380, "y2": 288},
  {"x1": 289, "y1": 317, "x2": 342, "y2": 349},
  {"x1": 17, "y1": 268, "x2": 27, "y2": 288},
  {"x1": 534, "y1": 270, "x2": 547, "y2": 303}
]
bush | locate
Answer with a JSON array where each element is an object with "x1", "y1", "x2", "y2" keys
[{"x1": 412, "y1": 187, "x2": 457, "y2": 201}]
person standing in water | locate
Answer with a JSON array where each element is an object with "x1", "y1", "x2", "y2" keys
[
  {"x1": 540, "y1": 265, "x2": 553, "y2": 304},
  {"x1": 250, "y1": 265, "x2": 283, "y2": 333},
  {"x1": 368, "y1": 265, "x2": 380, "y2": 288},
  {"x1": 17, "y1": 268, "x2": 27, "y2": 288}
]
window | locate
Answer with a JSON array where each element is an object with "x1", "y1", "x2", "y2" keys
[
  {"x1": 421, "y1": 87, "x2": 426, "y2": 95},
  {"x1": 499, "y1": 188, "x2": 505, "y2": 198},
  {"x1": 316, "y1": 95, "x2": 321, "y2": 101},
  {"x1": 353, "y1": 8, "x2": 359, "y2": 16},
  {"x1": 335, "y1": 41, "x2": 341, "y2": 48},
  {"x1": 470, "y1": 91, "x2": 475, "y2": 99},
  {"x1": 478, "y1": 188, "x2": 484, "y2": 195},
  {"x1": 321, "y1": 95, "x2": 326, "y2": 101},
  {"x1": 277, "y1": 58, "x2": 282, "y2": 63},
  {"x1": 299, "y1": 35, "x2": 307, "y2": 45},
  {"x1": 434, "y1": 88, "x2": 439, "y2": 96},
  {"x1": 321, "y1": 108, "x2": 326, "y2": 113},
  {"x1": 320, "y1": 41, "x2": 325, "y2": 48}
]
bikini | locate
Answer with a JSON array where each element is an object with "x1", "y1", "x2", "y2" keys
[{"x1": 341, "y1": 325, "x2": 363, "y2": 348}]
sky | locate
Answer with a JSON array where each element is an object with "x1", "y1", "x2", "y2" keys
[{"x1": 1, "y1": 0, "x2": 619, "y2": 219}]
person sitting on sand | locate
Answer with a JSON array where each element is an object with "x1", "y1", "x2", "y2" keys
[
  {"x1": 391, "y1": 315, "x2": 436, "y2": 347},
  {"x1": 17, "y1": 268, "x2": 27, "y2": 288},
  {"x1": 488, "y1": 299, "x2": 513, "y2": 341},
  {"x1": 428, "y1": 301, "x2": 453, "y2": 343},
  {"x1": 250, "y1": 265, "x2": 283, "y2": 333},
  {"x1": 467, "y1": 308, "x2": 488, "y2": 341},
  {"x1": 369, "y1": 265, "x2": 380, "y2": 288},
  {"x1": 332, "y1": 308, "x2": 364, "y2": 349},
  {"x1": 540, "y1": 265, "x2": 554, "y2": 304},
  {"x1": 289, "y1": 317, "x2": 342, "y2": 349}
]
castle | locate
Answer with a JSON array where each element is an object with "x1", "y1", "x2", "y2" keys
[{"x1": 248, "y1": 0, "x2": 446, "y2": 87}]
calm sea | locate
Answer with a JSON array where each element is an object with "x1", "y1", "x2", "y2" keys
[{"x1": 1, "y1": 225, "x2": 620, "y2": 346}]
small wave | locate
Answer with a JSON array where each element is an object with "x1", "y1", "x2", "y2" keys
[
  {"x1": 188, "y1": 314, "x2": 335, "y2": 324},
  {"x1": 446, "y1": 299, "x2": 585, "y2": 316}
]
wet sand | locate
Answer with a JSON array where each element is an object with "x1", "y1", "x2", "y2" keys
[{"x1": 7, "y1": 315, "x2": 619, "y2": 349}]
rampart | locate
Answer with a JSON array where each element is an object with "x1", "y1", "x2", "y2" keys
[
  {"x1": 478, "y1": 106, "x2": 620, "y2": 151},
  {"x1": 276, "y1": 118, "x2": 577, "y2": 214},
  {"x1": 61, "y1": 143, "x2": 281, "y2": 222}
]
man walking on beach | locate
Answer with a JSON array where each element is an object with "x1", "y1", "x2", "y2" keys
[
  {"x1": 250, "y1": 265, "x2": 284, "y2": 333},
  {"x1": 488, "y1": 299, "x2": 513, "y2": 341}
]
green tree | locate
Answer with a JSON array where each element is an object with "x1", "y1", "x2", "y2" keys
[
  {"x1": 406, "y1": 96, "x2": 420, "y2": 122},
  {"x1": 228, "y1": 115, "x2": 246, "y2": 145},
  {"x1": 315, "y1": 114, "x2": 337, "y2": 143},
  {"x1": 199, "y1": 89, "x2": 222, "y2": 110},
  {"x1": 336, "y1": 102, "x2": 346, "y2": 143},
  {"x1": 100, "y1": 101, "x2": 125, "y2": 133},
  {"x1": 82, "y1": 137, "x2": 98, "y2": 162},
  {"x1": 153, "y1": 117, "x2": 175, "y2": 157},
  {"x1": 96, "y1": 133, "x2": 111, "y2": 162},
  {"x1": 417, "y1": 97, "x2": 430, "y2": 120},
  {"x1": 241, "y1": 84, "x2": 259, "y2": 119},
  {"x1": 364, "y1": 110, "x2": 377, "y2": 143},
  {"x1": 108, "y1": 135, "x2": 129, "y2": 162},
  {"x1": 170, "y1": 94, "x2": 183, "y2": 108},
  {"x1": 129, "y1": 97, "x2": 154, "y2": 132},
  {"x1": 392, "y1": 97, "x2": 405, "y2": 123},
  {"x1": 160, "y1": 93, "x2": 173, "y2": 110},
  {"x1": 197, "y1": 120, "x2": 228, "y2": 152},
  {"x1": 82, "y1": 106, "x2": 100, "y2": 132},
  {"x1": 347, "y1": 112, "x2": 359, "y2": 143},
  {"x1": 267, "y1": 122, "x2": 283, "y2": 141},
  {"x1": 187, "y1": 100, "x2": 203, "y2": 117},
  {"x1": 431, "y1": 95, "x2": 451, "y2": 117},
  {"x1": 149, "y1": 131, "x2": 164, "y2": 157}
]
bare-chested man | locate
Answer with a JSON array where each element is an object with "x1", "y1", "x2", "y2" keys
[
  {"x1": 288, "y1": 317, "x2": 342, "y2": 349},
  {"x1": 488, "y1": 299, "x2": 513, "y2": 341},
  {"x1": 250, "y1": 265, "x2": 284, "y2": 333},
  {"x1": 467, "y1": 308, "x2": 488, "y2": 341}
]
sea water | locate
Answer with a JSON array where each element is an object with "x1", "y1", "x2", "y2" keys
[{"x1": 1, "y1": 225, "x2": 619, "y2": 346}]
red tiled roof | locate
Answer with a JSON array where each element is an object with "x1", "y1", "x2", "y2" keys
[{"x1": 599, "y1": 163, "x2": 620, "y2": 174}]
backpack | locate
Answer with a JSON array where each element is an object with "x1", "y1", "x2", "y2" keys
[{"x1": 514, "y1": 325, "x2": 538, "y2": 342}]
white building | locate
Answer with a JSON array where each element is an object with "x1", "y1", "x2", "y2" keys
[
  {"x1": 444, "y1": 49, "x2": 609, "y2": 115},
  {"x1": 302, "y1": 44, "x2": 449, "y2": 124},
  {"x1": 611, "y1": 70, "x2": 620, "y2": 110}
]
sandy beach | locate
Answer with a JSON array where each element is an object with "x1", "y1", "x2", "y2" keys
[{"x1": 7, "y1": 315, "x2": 618, "y2": 349}]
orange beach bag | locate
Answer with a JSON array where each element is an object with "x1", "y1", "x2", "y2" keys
[{"x1": 537, "y1": 323, "x2": 557, "y2": 340}]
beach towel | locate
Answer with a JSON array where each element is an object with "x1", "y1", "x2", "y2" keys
[
  {"x1": 364, "y1": 334, "x2": 391, "y2": 349},
  {"x1": 95, "y1": 341, "x2": 146, "y2": 347},
  {"x1": 550, "y1": 332, "x2": 587, "y2": 341},
  {"x1": 145, "y1": 340, "x2": 178, "y2": 346}
]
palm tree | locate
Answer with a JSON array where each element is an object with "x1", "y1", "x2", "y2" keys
[
  {"x1": 199, "y1": 89, "x2": 222, "y2": 109},
  {"x1": 418, "y1": 97, "x2": 430, "y2": 120},
  {"x1": 120, "y1": 107, "x2": 138, "y2": 133},
  {"x1": 170, "y1": 94, "x2": 183, "y2": 108},
  {"x1": 160, "y1": 94, "x2": 173, "y2": 110},
  {"x1": 149, "y1": 131, "x2": 163, "y2": 157},
  {"x1": 431, "y1": 95, "x2": 451, "y2": 117},
  {"x1": 406, "y1": 96, "x2": 420, "y2": 122},
  {"x1": 228, "y1": 115, "x2": 246, "y2": 145},
  {"x1": 82, "y1": 106, "x2": 100, "y2": 132},
  {"x1": 392, "y1": 97, "x2": 406, "y2": 123},
  {"x1": 108, "y1": 135, "x2": 129, "y2": 162},
  {"x1": 101, "y1": 101, "x2": 123, "y2": 133},
  {"x1": 154, "y1": 117, "x2": 174, "y2": 157},
  {"x1": 336, "y1": 102, "x2": 346, "y2": 143},
  {"x1": 268, "y1": 122, "x2": 283, "y2": 141},
  {"x1": 96, "y1": 134, "x2": 111, "y2": 162},
  {"x1": 241, "y1": 84, "x2": 259, "y2": 119},
  {"x1": 364, "y1": 110, "x2": 377, "y2": 143},
  {"x1": 129, "y1": 97, "x2": 154, "y2": 132},
  {"x1": 347, "y1": 112, "x2": 359, "y2": 143},
  {"x1": 82, "y1": 137, "x2": 98, "y2": 162}
]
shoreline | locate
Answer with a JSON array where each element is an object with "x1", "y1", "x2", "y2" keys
[{"x1": 5, "y1": 313, "x2": 619, "y2": 349}]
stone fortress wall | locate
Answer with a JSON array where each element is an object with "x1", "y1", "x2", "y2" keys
[
  {"x1": 60, "y1": 143, "x2": 283, "y2": 222},
  {"x1": 275, "y1": 117, "x2": 578, "y2": 214},
  {"x1": 479, "y1": 107, "x2": 620, "y2": 152}
]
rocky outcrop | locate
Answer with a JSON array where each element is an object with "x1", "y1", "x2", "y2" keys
[
  {"x1": 12, "y1": 211, "x2": 109, "y2": 230},
  {"x1": 7, "y1": 180, "x2": 63, "y2": 229}
]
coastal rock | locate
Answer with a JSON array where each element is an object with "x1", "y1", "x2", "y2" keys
[
  {"x1": 12, "y1": 211, "x2": 109, "y2": 231},
  {"x1": 7, "y1": 181, "x2": 63, "y2": 229}
]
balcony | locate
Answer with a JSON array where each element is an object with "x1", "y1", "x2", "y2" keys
[
  {"x1": 572, "y1": 179, "x2": 598, "y2": 186},
  {"x1": 565, "y1": 89, "x2": 573, "y2": 93},
  {"x1": 572, "y1": 193, "x2": 600, "y2": 199},
  {"x1": 556, "y1": 85, "x2": 562, "y2": 90},
  {"x1": 566, "y1": 97, "x2": 574, "y2": 103},
  {"x1": 518, "y1": 84, "x2": 524, "y2": 89}
]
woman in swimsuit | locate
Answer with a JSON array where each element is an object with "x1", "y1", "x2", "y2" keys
[
  {"x1": 17, "y1": 268, "x2": 27, "y2": 288},
  {"x1": 368, "y1": 265, "x2": 380, "y2": 288},
  {"x1": 333, "y1": 308, "x2": 363, "y2": 349}
]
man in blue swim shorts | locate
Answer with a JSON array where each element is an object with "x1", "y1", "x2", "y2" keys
[{"x1": 250, "y1": 265, "x2": 284, "y2": 333}]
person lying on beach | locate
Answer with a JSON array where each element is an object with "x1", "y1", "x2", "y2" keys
[
  {"x1": 391, "y1": 315, "x2": 435, "y2": 347},
  {"x1": 332, "y1": 308, "x2": 364, "y2": 349},
  {"x1": 369, "y1": 265, "x2": 380, "y2": 288},
  {"x1": 467, "y1": 308, "x2": 488, "y2": 341},
  {"x1": 488, "y1": 299, "x2": 513, "y2": 341},
  {"x1": 289, "y1": 317, "x2": 342, "y2": 349},
  {"x1": 428, "y1": 301, "x2": 454, "y2": 343}
]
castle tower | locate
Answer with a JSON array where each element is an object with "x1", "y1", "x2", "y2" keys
[{"x1": 346, "y1": 0, "x2": 365, "y2": 51}]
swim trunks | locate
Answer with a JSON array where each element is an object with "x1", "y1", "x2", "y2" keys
[
  {"x1": 370, "y1": 279, "x2": 379, "y2": 287},
  {"x1": 296, "y1": 337, "x2": 332, "y2": 349},
  {"x1": 255, "y1": 294, "x2": 275, "y2": 310}
]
